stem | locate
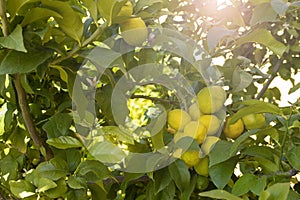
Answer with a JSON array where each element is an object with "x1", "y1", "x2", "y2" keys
[
  {"x1": 51, "y1": 21, "x2": 108, "y2": 65},
  {"x1": 0, "y1": 0, "x2": 9, "y2": 36},
  {"x1": 255, "y1": 59, "x2": 281, "y2": 99},
  {"x1": 130, "y1": 95, "x2": 179, "y2": 105}
]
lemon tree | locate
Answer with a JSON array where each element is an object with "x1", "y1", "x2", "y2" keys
[{"x1": 0, "y1": 0, "x2": 299, "y2": 199}]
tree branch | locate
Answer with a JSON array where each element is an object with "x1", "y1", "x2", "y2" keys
[
  {"x1": 255, "y1": 59, "x2": 281, "y2": 99},
  {"x1": 0, "y1": 3, "x2": 53, "y2": 160},
  {"x1": 130, "y1": 94, "x2": 179, "y2": 105},
  {"x1": 51, "y1": 21, "x2": 108, "y2": 65}
]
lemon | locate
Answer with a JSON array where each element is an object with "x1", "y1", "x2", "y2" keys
[
  {"x1": 181, "y1": 150, "x2": 201, "y2": 167},
  {"x1": 223, "y1": 116, "x2": 244, "y2": 139},
  {"x1": 199, "y1": 115, "x2": 221, "y2": 135},
  {"x1": 194, "y1": 156, "x2": 209, "y2": 177},
  {"x1": 242, "y1": 113, "x2": 265, "y2": 130},
  {"x1": 117, "y1": 1, "x2": 133, "y2": 16},
  {"x1": 120, "y1": 17, "x2": 148, "y2": 46},
  {"x1": 168, "y1": 109, "x2": 191, "y2": 131},
  {"x1": 201, "y1": 136, "x2": 220, "y2": 155},
  {"x1": 196, "y1": 175, "x2": 209, "y2": 191},
  {"x1": 184, "y1": 121, "x2": 207, "y2": 144},
  {"x1": 197, "y1": 86, "x2": 226, "y2": 114},
  {"x1": 188, "y1": 103, "x2": 202, "y2": 120}
]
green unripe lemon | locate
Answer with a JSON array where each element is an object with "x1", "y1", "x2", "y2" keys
[
  {"x1": 168, "y1": 109, "x2": 191, "y2": 131},
  {"x1": 197, "y1": 86, "x2": 226, "y2": 114},
  {"x1": 242, "y1": 113, "x2": 265, "y2": 130},
  {"x1": 120, "y1": 17, "x2": 148, "y2": 46},
  {"x1": 194, "y1": 156, "x2": 209, "y2": 177},
  {"x1": 196, "y1": 175, "x2": 209, "y2": 191}
]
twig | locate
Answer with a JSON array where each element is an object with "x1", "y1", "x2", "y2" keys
[
  {"x1": 255, "y1": 59, "x2": 281, "y2": 99},
  {"x1": 0, "y1": 0, "x2": 9, "y2": 36},
  {"x1": 51, "y1": 21, "x2": 108, "y2": 65},
  {"x1": 130, "y1": 94, "x2": 179, "y2": 105}
]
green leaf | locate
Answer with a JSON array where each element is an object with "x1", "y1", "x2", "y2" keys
[
  {"x1": 81, "y1": 0, "x2": 98, "y2": 23},
  {"x1": 209, "y1": 156, "x2": 238, "y2": 189},
  {"x1": 231, "y1": 68, "x2": 253, "y2": 92},
  {"x1": 37, "y1": 177, "x2": 57, "y2": 193},
  {"x1": 20, "y1": 74, "x2": 34, "y2": 94},
  {"x1": 0, "y1": 50, "x2": 52, "y2": 74},
  {"x1": 259, "y1": 183, "x2": 290, "y2": 200},
  {"x1": 47, "y1": 136, "x2": 82, "y2": 149},
  {"x1": 21, "y1": 7, "x2": 63, "y2": 26},
  {"x1": 199, "y1": 189, "x2": 243, "y2": 200},
  {"x1": 250, "y1": 3, "x2": 278, "y2": 25},
  {"x1": 0, "y1": 155, "x2": 18, "y2": 181},
  {"x1": 0, "y1": 25, "x2": 26, "y2": 52},
  {"x1": 230, "y1": 100, "x2": 282, "y2": 123},
  {"x1": 42, "y1": 0, "x2": 83, "y2": 44},
  {"x1": 77, "y1": 160, "x2": 111, "y2": 181},
  {"x1": 101, "y1": 126, "x2": 134, "y2": 144},
  {"x1": 207, "y1": 26, "x2": 235, "y2": 51},
  {"x1": 44, "y1": 178, "x2": 68, "y2": 199},
  {"x1": 36, "y1": 157, "x2": 68, "y2": 181},
  {"x1": 88, "y1": 141, "x2": 126, "y2": 164},
  {"x1": 232, "y1": 174, "x2": 257, "y2": 196},
  {"x1": 9, "y1": 180, "x2": 35, "y2": 198},
  {"x1": 235, "y1": 29, "x2": 286, "y2": 57},
  {"x1": 67, "y1": 176, "x2": 86, "y2": 189},
  {"x1": 251, "y1": 176, "x2": 267, "y2": 195},
  {"x1": 286, "y1": 146, "x2": 300, "y2": 170},
  {"x1": 42, "y1": 113, "x2": 73, "y2": 138},
  {"x1": 289, "y1": 82, "x2": 300, "y2": 95},
  {"x1": 7, "y1": 0, "x2": 39, "y2": 19},
  {"x1": 135, "y1": 0, "x2": 163, "y2": 12},
  {"x1": 97, "y1": 0, "x2": 127, "y2": 25},
  {"x1": 154, "y1": 168, "x2": 172, "y2": 194},
  {"x1": 271, "y1": 0, "x2": 289, "y2": 15},
  {"x1": 209, "y1": 140, "x2": 233, "y2": 167},
  {"x1": 168, "y1": 159, "x2": 190, "y2": 192}
]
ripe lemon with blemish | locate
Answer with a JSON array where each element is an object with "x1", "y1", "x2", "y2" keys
[
  {"x1": 199, "y1": 115, "x2": 221, "y2": 135},
  {"x1": 201, "y1": 136, "x2": 220, "y2": 155},
  {"x1": 183, "y1": 121, "x2": 207, "y2": 144},
  {"x1": 223, "y1": 116, "x2": 244, "y2": 139},
  {"x1": 181, "y1": 150, "x2": 201, "y2": 167},
  {"x1": 197, "y1": 86, "x2": 226, "y2": 114},
  {"x1": 168, "y1": 109, "x2": 191, "y2": 131}
]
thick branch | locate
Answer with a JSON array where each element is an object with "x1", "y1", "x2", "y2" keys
[
  {"x1": 13, "y1": 75, "x2": 42, "y2": 147},
  {"x1": 255, "y1": 59, "x2": 281, "y2": 99}
]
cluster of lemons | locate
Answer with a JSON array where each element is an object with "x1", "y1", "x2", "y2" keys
[
  {"x1": 167, "y1": 85, "x2": 266, "y2": 178},
  {"x1": 117, "y1": 1, "x2": 148, "y2": 46}
]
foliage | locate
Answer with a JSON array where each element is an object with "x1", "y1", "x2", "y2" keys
[{"x1": 0, "y1": 0, "x2": 299, "y2": 199}]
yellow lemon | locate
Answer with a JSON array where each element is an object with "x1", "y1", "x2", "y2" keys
[
  {"x1": 199, "y1": 115, "x2": 221, "y2": 135},
  {"x1": 197, "y1": 86, "x2": 226, "y2": 114},
  {"x1": 184, "y1": 121, "x2": 207, "y2": 144},
  {"x1": 201, "y1": 136, "x2": 220, "y2": 155},
  {"x1": 223, "y1": 116, "x2": 244, "y2": 139},
  {"x1": 168, "y1": 109, "x2": 191, "y2": 131},
  {"x1": 188, "y1": 103, "x2": 202, "y2": 120},
  {"x1": 194, "y1": 156, "x2": 209, "y2": 177},
  {"x1": 120, "y1": 17, "x2": 148, "y2": 46},
  {"x1": 117, "y1": 1, "x2": 133, "y2": 16},
  {"x1": 181, "y1": 150, "x2": 201, "y2": 167},
  {"x1": 242, "y1": 113, "x2": 265, "y2": 130}
]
